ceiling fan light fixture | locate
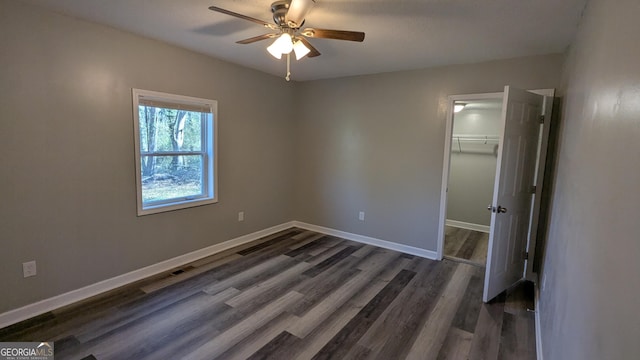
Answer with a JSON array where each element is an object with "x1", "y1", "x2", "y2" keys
[
  {"x1": 267, "y1": 33, "x2": 293, "y2": 59},
  {"x1": 293, "y1": 39, "x2": 311, "y2": 60},
  {"x1": 208, "y1": 2, "x2": 364, "y2": 79}
]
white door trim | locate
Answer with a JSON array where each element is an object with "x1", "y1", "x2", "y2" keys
[{"x1": 524, "y1": 89, "x2": 555, "y2": 281}]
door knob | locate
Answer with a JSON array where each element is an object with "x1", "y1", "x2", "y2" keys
[
  {"x1": 487, "y1": 205, "x2": 494, "y2": 212},
  {"x1": 497, "y1": 206, "x2": 507, "y2": 213}
]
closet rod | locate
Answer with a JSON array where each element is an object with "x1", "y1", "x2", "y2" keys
[
  {"x1": 452, "y1": 134, "x2": 499, "y2": 139},
  {"x1": 452, "y1": 134, "x2": 499, "y2": 152},
  {"x1": 452, "y1": 134, "x2": 500, "y2": 142}
]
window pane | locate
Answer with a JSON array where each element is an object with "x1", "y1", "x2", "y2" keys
[
  {"x1": 140, "y1": 155, "x2": 204, "y2": 204},
  {"x1": 133, "y1": 88, "x2": 217, "y2": 216},
  {"x1": 138, "y1": 106, "x2": 203, "y2": 153}
]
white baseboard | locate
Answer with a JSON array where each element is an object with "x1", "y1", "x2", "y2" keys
[
  {"x1": 0, "y1": 221, "x2": 296, "y2": 329},
  {"x1": 0, "y1": 220, "x2": 438, "y2": 329},
  {"x1": 292, "y1": 221, "x2": 438, "y2": 260},
  {"x1": 445, "y1": 219, "x2": 490, "y2": 233},
  {"x1": 535, "y1": 284, "x2": 544, "y2": 360}
]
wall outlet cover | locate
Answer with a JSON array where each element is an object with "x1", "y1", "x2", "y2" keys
[{"x1": 23, "y1": 261, "x2": 37, "y2": 278}]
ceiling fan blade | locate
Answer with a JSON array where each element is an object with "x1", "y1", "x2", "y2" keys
[
  {"x1": 298, "y1": 37, "x2": 321, "y2": 57},
  {"x1": 208, "y1": 6, "x2": 278, "y2": 30},
  {"x1": 301, "y1": 28, "x2": 365, "y2": 42},
  {"x1": 236, "y1": 33, "x2": 279, "y2": 44},
  {"x1": 285, "y1": 0, "x2": 315, "y2": 28}
]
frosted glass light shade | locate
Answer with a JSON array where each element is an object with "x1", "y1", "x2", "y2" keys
[
  {"x1": 267, "y1": 33, "x2": 293, "y2": 59},
  {"x1": 267, "y1": 42, "x2": 283, "y2": 59},
  {"x1": 293, "y1": 40, "x2": 311, "y2": 60}
]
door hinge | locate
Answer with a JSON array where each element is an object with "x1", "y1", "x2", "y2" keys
[
  {"x1": 531, "y1": 185, "x2": 537, "y2": 194},
  {"x1": 523, "y1": 252, "x2": 529, "y2": 260},
  {"x1": 539, "y1": 115, "x2": 545, "y2": 124}
]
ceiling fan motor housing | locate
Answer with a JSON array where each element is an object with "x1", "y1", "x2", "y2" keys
[{"x1": 271, "y1": 0, "x2": 291, "y2": 27}]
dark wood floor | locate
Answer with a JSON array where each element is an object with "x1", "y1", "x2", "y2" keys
[
  {"x1": 444, "y1": 226, "x2": 489, "y2": 267},
  {"x1": 0, "y1": 228, "x2": 535, "y2": 360}
]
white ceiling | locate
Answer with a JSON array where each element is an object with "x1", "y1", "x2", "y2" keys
[{"x1": 19, "y1": 0, "x2": 587, "y2": 81}]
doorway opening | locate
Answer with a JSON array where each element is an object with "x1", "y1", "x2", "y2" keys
[
  {"x1": 437, "y1": 88, "x2": 555, "y2": 302},
  {"x1": 443, "y1": 98, "x2": 503, "y2": 267}
]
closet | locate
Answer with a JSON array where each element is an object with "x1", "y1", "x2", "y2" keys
[
  {"x1": 444, "y1": 99, "x2": 502, "y2": 266},
  {"x1": 438, "y1": 87, "x2": 554, "y2": 302}
]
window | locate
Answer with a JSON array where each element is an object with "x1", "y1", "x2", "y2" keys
[{"x1": 132, "y1": 89, "x2": 217, "y2": 215}]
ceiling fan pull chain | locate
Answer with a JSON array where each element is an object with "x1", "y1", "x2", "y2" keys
[{"x1": 285, "y1": 53, "x2": 291, "y2": 81}]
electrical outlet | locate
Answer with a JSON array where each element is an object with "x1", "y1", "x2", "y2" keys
[
  {"x1": 358, "y1": 211, "x2": 365, "y2": 221},
  {"x1": 23, "y1": 261, "x2": 37, "y2": 278},
  {"x1": 238, "y1": 211, "x2": 244, "y2": 222}
]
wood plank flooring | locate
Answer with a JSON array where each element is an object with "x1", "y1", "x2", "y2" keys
[
  {"x1": 0, "y1": 228, "x2": 535, "y2": 360},
  {"x1": 444, "y1": 226, "x2": 489, "y2": 267}
]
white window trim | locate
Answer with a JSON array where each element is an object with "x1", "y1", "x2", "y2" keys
[{"x1": 132, "y1": 88, "x2": 218, "y2": 216}]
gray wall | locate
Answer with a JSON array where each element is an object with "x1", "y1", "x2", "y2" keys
[
  {"x1": 539, "y1": 0, "x2": 640, "y2": 358},
  {"x1": 0, "y1": 0, "x2": 295, "y2": 314},
  {"x1": 447, "y1": 108, "x2": 501, "y2": 226},
  {"x1": 294, "y1": 55, "x2": 563, "y2": 250}
]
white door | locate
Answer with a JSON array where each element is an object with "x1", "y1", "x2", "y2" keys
[{"x1": 483, "y1": 86, "x2": 544, "y2": 302}]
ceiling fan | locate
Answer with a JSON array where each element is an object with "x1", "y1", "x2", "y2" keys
[{"x1": 209, "y1": 0, "x2": 365, "y2": 80}]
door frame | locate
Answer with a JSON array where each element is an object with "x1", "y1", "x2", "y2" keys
[
  {"x1": 436, "y1": 89, "x2": 555, "y2": 282},
  {"x1": 524, "y1": 88, "x2": 555, "y2": 282}
]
